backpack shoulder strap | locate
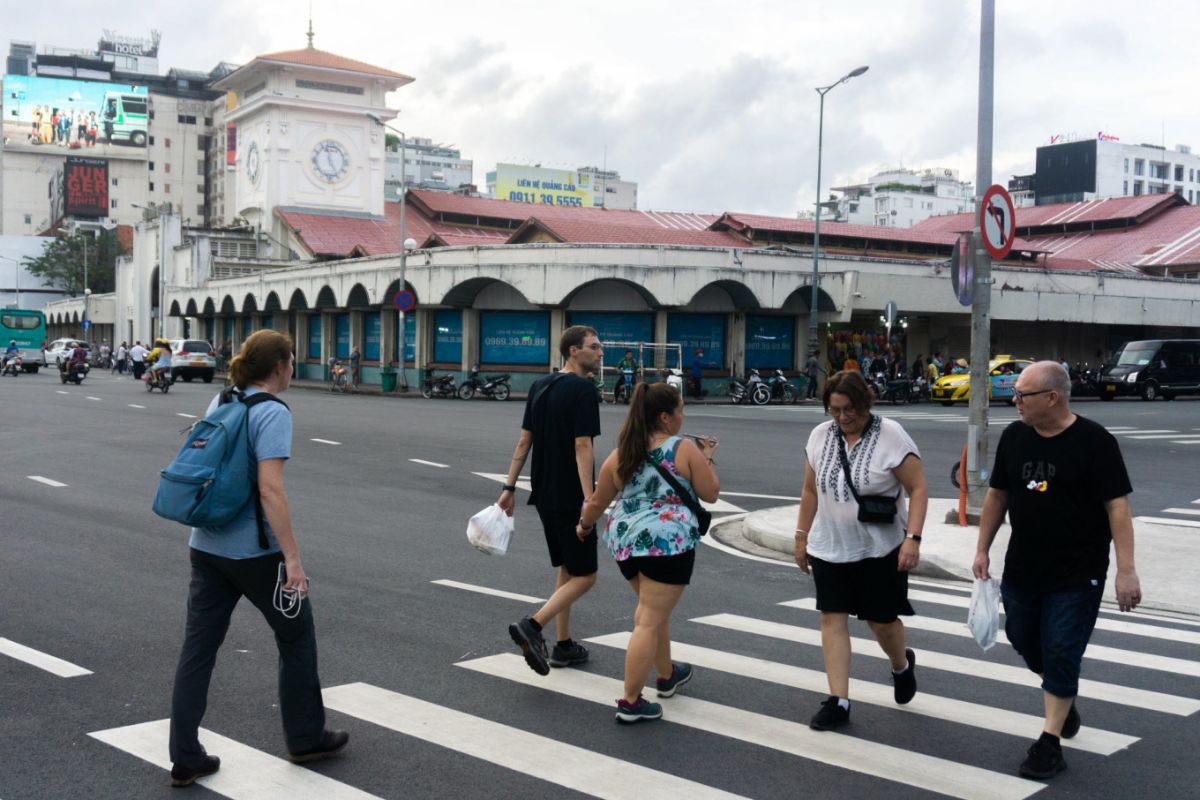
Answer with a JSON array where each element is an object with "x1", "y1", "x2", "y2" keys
[
  {"x1": 645, "y1": 442, "x2": 703, "y2": 517},
  {"x1": 530, "y1": 372, "x2": 569, "y2": 412},
  {"x1": 242, "y1": 391, "x2": 289, "y2": 411},
  {"x1": 236, "y1": 390, "x2": 289, "y2": 550}
]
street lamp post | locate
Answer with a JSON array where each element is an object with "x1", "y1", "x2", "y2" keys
[
  {"x1": 367, "y1": 112, "x2": 416, "y2": 391},
  {"x1": 809, "y1": 66, "x2": 869, "y2": 352}
]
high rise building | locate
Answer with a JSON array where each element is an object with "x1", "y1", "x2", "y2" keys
[
  {"x1": 827, "y1": 167, "x2": 975, "y2": 227},
  {"x1": 1033, "y1": 136, "x2": 1200, "y2": 205},
  {"x1": 384, "y1": 138, "x2": 473, "y2": 197}
]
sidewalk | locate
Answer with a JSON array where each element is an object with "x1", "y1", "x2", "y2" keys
[{"x1": 737, "y1": 497, "x2": 1200, "y2": 617}]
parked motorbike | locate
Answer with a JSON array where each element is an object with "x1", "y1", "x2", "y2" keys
[
  {"x1": 766, "y1": 369, "x2": 798, "y2": 404},
  {"x1": 664, "y1": 367, "x2": 685, "y2": 394},
  {"x1": 458, "y1": 367, "x2": 512, "y2": 400},
  {"x1": 881, "y1": 375, "x2": 916, "y2": 405},
  {"x1": 2, "y1": 355, "x2": 23, "y2": 377},
  {"x1": 60, "y1": 361, "x2": 90, "y2": 385},
  {"x1": 613, "y1": 367, "x2": 636, "y2": 404},
  {"x1": 421, "y1": 369, "x2": 458, "y2": 399},
  {"x1": 146, "y1": 369, "x2": 172, "y2": 393},
  {"x1": 729, "y1": 368, "x2": 770, "y2": 405}
]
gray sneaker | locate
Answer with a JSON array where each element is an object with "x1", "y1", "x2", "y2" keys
[{"x1": 508, "y1": 617, "x2": 549, "y2": 675}]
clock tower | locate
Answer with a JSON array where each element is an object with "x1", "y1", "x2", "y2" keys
[{"x1": 212, "y1": 43, "x2": 414, "y2": 245}]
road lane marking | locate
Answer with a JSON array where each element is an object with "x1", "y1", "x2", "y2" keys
[
  {"x1": 780, "y1": 598, "x2": 1200, "y2": 677},
  {"x1": 324, "y1": 683, "x2": 748, "y2": 800},
  {"x1": 1157, "y1": 507, "x2": 1200, "y2": 516},
  {"x1": 431, "y1": 579, "x2": 544, "y2": 604},
  {"x1": 0, "y1": 638, "x2": 92, "y2": 678},
  {"x1": 1125, "y1": 434, "x2": 1200, "y2": 440},
  {"x1": 1112, "y1": 429, "x2": 1178, "y2": 436},
  {"x1": 309, "y1": 438, "x2": 341, "y2": 445},
  {"x1": 720, "y1": 491, "x2": 800, "y2": 501},
  {"x1": 1135, "y1": 515, "x2": 1200, "y2": 529},
  {"x1": 86, "y1": 396, "x2": 101, "y2": 401},
  {"x1": 586, "y1": 633, "x2": 1135, "y2": 755},
  {"x1": 457, "y1": 654, "x2": 1042, "y2": 800},
  {"x1": 409, "y1": 458, "x2": 449, "y2": 468},
  {"x1": 472, "y1": 472, "x2": 532, "y2": 492},
  {"x1": 176, "y1": 412, "x2": 197, "y2": 419},
  {"x1": 128, "y1": 404, "x2": 146, "y2": 409},
  {"x1": 89, "y1": 719, "x2": 380, "y2": 798},
  {"x1": 692, "y1": 614, "x2": 1200, "y2": 715},
  {"x1": 56, "y1": 390, "x2": 69, "y2": 395},
  {"x1": 905, "y1": 589, "x2": 1200, "y2": 646},
  {"x1": 27, "y1": 475, "x2": 67, "y2": 488}
]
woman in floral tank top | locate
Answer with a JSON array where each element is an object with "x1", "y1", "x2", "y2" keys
[{"x1": 578, "y1": 383, "x2": 720, "y2": 724}]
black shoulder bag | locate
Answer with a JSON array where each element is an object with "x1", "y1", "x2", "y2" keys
[
  {"x1": 835, "y1": 424, "x2": 899, "y2": 524},
  {"x1": 646, "y1": 443, "x2": 712, "y2": 536}
]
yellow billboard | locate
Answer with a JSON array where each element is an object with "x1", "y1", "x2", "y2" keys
[{"x1": 493, "y1": 163, "x2": 593, "y2": 208}]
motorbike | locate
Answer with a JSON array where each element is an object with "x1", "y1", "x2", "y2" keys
[
  {"x1": 664, "y1": 367, "x2": 685, "y2": 394},
  {"x1": 146, "y1": 368, "x2": 172, "y2": 393},
  {"x1": 729, "y1": 368, "x2": 770, "y2": 405},
  {"x1": 420, "y1": 369, "x2": 458, "y2": 399},
  {"x1": 458, "y1": 367, "x2": 512, "y2": 400},
  {"x1": 880, "y1": 375, "x2": 923, "y2": 405},
  {"x1": 766, "y1": 369, "x2": 798, "y2": 404},
  {"x1": 60, "y1": 360, "x2": 90, "y2": 385},
  {"x1": 613, "y1": 367, "x2": 636, "y2": 404},
  {"x1": 2, "y1": 355, "x2": 22, "y2": 377}
]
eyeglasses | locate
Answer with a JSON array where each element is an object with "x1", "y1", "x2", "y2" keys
[
  {"x1": 827, "y1": 405, "x2": 860, "y2": 417},
  {"x1": 582, "y1": 343, "x2": 603, "y2": 351},
  {"x1": 1012, "y1": 388, "x2": 1052, "y2": 402}
]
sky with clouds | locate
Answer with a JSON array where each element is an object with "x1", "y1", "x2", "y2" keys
[{"x1": 7, "y1": 1, "x2": 1197, "y2": 216}]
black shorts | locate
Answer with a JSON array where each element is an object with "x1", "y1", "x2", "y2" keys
[
  {"x1": 536, "y1": 506, "x2": 597, "y2": 577},
  {"x1": 616, "y1": 549, "x2": 696, "y2": 585},
  {"x1": 809, "y1": 545, "x2": 914, "y2": 623}
]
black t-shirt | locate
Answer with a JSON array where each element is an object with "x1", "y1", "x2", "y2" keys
[
  {"x1": 990, "y1": 416, "x2": 1132, "y2": 592},
  {"x1": 522, "y1": 373, "x2": 601, "y2": 511}
]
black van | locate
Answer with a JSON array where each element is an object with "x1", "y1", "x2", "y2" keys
[{"x1": 1098, "y1": 339, "x2": 1200, "y2": 401}]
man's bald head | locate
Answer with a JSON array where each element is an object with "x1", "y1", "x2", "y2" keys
[{"x1": 1022, "y1": 361, "x2": 1072, "y2": 398}]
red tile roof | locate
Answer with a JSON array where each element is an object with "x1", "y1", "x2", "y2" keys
[
  {"x1": 511, "y1": 216, "x2": 742, "y2": 247},
  {"x1": 715, "y1": 212, "x2": 963, "y2": 246},
  {"x1": 253, "y1": 47, "x2": 414, "y2": 83}
]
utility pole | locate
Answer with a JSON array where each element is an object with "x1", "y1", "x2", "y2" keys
[{"x1": 966, "y1": 0, "x2": 995, "y2": 511}]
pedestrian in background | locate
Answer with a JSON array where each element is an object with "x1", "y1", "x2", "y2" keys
[
  {"x1": 499, "y1": 326, "x2": 603, "y2": 675},
  {"x1": 115, "y1": 341, "x2": 128, "y2": 374},
  {"x1": 794, "y1": 370, "x2": 928, "y2": 731},
  {"x1": 349, "y1": 346, "x2": 361, "y2": 389},
  {"x1": 578, "y1": 383, "x2": 719, "y2": 723},
  {"x1": 168, "y1": 330, "x2": 347, "y2": 786},
  {"x1": 973, "y1": 361, "x2": 1141, "y2": 780},
  {"x1": 129, "y1": 340, "x2": 148, "y2": 380},
  {"x1": 805, "y1": 351, "x2": 825, "y2": 400},
  {"x1": 219, "y1": 340, "x2": 233, "y2": 373}
]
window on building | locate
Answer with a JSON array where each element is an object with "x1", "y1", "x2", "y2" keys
[
  {"x1": 197, "y1": 135, "x2": 207, "y2": 150},
  {"x1": 1190, "y1": 190, "x2": 1194, "y2": 203},
  {"x1": 24, "y1": 214, "x2": 32, "y2": 224},
  {"x1": 1150, "y1": 163, "x2": 1167, "y2": 180},
  {"x1": 165, "y1": 184, "x2": 172, "y2": 194},
  {"x1": 1133, "y1": 181, "x2": 1143, "y2": 196},
  {"x1": 1175, "y1": 165, "x2": 1185, "y2": 181},
  {"x1": 1124, "y1": 158, "x2": 1129, "y2": 172},
  {"x1": 1191, "y1": 169, "x2": 1196, "y2": 182},
  {"x1": 1134, "y1": 159, "x2": 1144, "y2": 176},
  {"x1": 165, "y1": 163, "x2": 171, "y2": 173},
  {"x1": 1176, "y1": 185, "x2": 1184, "y2": 196},
  {"x1": 111, "y1": 177, "x2": 118, "y2": 186},
  {"x1": 197, "y1": 204, "x2": 206, "y2": 216},
  {"x1": 111, "y1": 199, "x2": 118, "y2": 209},
  {"x1": 197, "y1": 161, "x2": 205, "y2": 175},
  {"x1": 149, "y1": 182, "x2": 155, "y2": 191},
  {"x1": 165, "y1": 138, "x2": 171, "y2": 148},
  {"x1": 204, "y1": 117, "x2": 213, "y2": 127},
  {"x1": 1123, "y1": 180, "x2": 1129, "y2": 195},
  {"x1": 149, "y1": 161, "x2": 155, "y2": 171},
  {"x1": 197, "y1": 184, "x2": 204, "y2": 193},
  {"x1": 149, "y1": 135, "x2": 155, "y2": 146},
  {"x1": 903, "y1": 197, "x2": 913, "y2": 208}
]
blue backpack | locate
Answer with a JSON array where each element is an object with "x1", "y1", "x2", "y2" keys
[{"x1": 152, "y1": 389, "x2": 287, "y2": 548}]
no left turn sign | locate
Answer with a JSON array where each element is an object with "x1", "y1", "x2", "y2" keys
[{"x1": 979, "y1": 184, "x2": 1016, "y2": 260}]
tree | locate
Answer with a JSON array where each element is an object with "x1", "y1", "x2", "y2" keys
[
  {"x1": 385, "y1": 133, "x2": 400, "y2": 151},
  {"x1": 21, "y1": 231, "x2": 119, "y2": 296}
]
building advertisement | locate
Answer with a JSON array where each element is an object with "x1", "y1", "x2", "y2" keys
[
  {"x1": 667, "y1": 314, "x2": 725, "y2": 367},
  {"x1": 307, "y1": 314, "x2": 322, "y2": 358},
  {"x1": 63, "y1": 157, "x2": 109, "y2": 218},
  {"x1": 2, "y1": 75, "x2": 149, "y2": 157},
  {"x1": 493, "y1": 163, "x2": 593, "y2": 208},
  {"x1": 744, "y1": 315, "x2": 795, "y2": 369},
  {"x1": 480, "y1": 311, "x2": 550, "y2": 364},
  {"x1": 434, "y1": 310, "x2": 462, "y2": 363},
  {"x1": 568, "y1": 312, "x2": 653, "y2": 348},
  {"x1": 394, "y1": 315, "x2": 416, "y2": 363}
]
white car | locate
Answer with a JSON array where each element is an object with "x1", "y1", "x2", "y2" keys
[
  {"x1": 169, "y1": 339, "x2": 217, "y2": 383},
  {"x1": 46, "y1": 338, "x2": 88, "y2": 368}
]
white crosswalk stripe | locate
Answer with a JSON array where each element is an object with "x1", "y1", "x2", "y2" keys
[
  {"x1": 324, "y1": 683, "x2": 749, "y2": 799},
  {"x1": 89, "y1": 719, "x2": 382, "y2": 798},
  {"x1": 779, "y1": 597, "x2": 1200, "y2": 677},
  {"x1": 456, "y1": 654, "x2": 1043, "y2": 800}
]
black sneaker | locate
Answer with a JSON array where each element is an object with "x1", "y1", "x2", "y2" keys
[
  {"x1": 1019, "y1": 735, "x2": 1066, "y2": 779},
  {"x1": 1061, "y1": 700, "x2": 1081, "y2": 739},
  {"x1": 892, "y1": 648, "x2": 917, "y2": 705},
  {"x1": 508, "y1": 616, "x2": 550, "y2": 675},
  {"x1": 170, "y1": 755, "x2": 220, "y2": 787},
  {"x1": 548, "y1": 639, "x2": 589, "y2": 668},
  {"x1": 655, "y1": 662, "x2": 694, "y2": 697},
  {"x1": 809, "y1": 696, "x2": 850, "y2": 731},
  {"x1": 287, "y1": 730, "x2": 349, "y2": 764}
]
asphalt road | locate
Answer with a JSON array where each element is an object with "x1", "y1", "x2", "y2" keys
[{"x1": 2, "y1": 370, "x2": 1198, "y2": 800}]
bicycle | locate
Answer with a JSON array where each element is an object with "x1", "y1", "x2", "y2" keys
[{"x1": 329, "y1": 360, "x2": 352, "y2": 393}]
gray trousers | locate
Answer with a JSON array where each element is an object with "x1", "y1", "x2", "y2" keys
[{"x1": 169, "y1": 549, "x2": 325, "y2": 766}]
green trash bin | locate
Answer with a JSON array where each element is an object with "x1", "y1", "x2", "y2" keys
[{"x1": 380, "y1": 367, "x2": 398, "y2": 393}]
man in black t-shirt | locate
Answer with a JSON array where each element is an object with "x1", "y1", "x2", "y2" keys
[
  {"x1": 973, "y1": 361, "x2": 1141, "y2": 781},
  {"x1": 498, "y1": 326, "x2": 603, "y2": 675}
]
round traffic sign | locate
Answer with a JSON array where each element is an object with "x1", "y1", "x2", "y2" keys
[
  {"x1": 979, "y1": 184, "x2": 1016, "y2": 260},
  {"x1": 394, "y1": 290, "x2": 415, "y2": 311}
]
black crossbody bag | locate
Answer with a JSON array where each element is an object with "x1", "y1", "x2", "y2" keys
[
  {"x1": 836, "y1": 425, "x2": 899, "y2": 524},
  {"x1": 646, "y1": 446, "x2": 712, "y2": 536}
]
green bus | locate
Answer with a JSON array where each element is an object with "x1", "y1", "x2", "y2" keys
[{"x1": 1, "y1": 308, "x2": 46, "y2": 372}]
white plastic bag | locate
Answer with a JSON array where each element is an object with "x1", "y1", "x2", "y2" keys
[
  {"x1": 467, "y1": 504, "x2": 514, "y2": 556},
  {"x1": 967, "y1": 577, "x2": 1001, "y2": 651}
]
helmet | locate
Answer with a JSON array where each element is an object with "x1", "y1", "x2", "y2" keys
[{"x1": 156, "y1": 338, "x2": 170, "y2": 347}]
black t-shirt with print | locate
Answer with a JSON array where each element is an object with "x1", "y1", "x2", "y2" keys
[
  {"x1": 990, "y1": 415, "x2": 1132, "y2": 592},
  {"x1": 521, "y1": 373, "x2": 601, "y2": 511}
]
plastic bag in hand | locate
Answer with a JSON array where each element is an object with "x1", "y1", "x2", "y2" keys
[
  {"x1": 967, "y1": 577, "x2": 1001, "y2": 651},
  {"x1": 467, "y1": 504, "x2": 514, "y2": 556}
]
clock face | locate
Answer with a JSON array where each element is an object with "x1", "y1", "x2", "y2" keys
[
  {"x1": 246, "y1": 141, "x2": 261, "y2": 184},
  {"x1": 311, "y1": 139, "x2": 350, "y2": 183}
]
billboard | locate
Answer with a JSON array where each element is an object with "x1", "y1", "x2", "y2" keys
[
  {"x1": 2, "y1": 74, "x2": 149, "y2": 157},
  {"x1": 63, "y1": 157, "x2": 109, "y2": 218},
  {"x1": 493, "y1": 163, "x2": 593, "y2": 208}
]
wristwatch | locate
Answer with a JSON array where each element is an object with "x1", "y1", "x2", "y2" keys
[
  {"x1": 502, "y1": 484, "x2": 516, "y2": 492},
  {"x1": 905, "y1": 532, "x2": 922, "y2": 542},
  {"x1": 578, "y1": 518, "x2": 595, "y2": 532}
]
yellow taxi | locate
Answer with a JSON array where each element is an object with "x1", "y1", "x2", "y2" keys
[{"x1": 930, "y1": 356, "x2": 1034, "y2": 405}]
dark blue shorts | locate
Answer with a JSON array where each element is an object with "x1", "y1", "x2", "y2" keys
[{"x1": 1000, "y1": 580, "x2": 1104, "y2": 698}]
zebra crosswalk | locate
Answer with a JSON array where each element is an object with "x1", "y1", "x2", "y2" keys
[{"x1": 89, "y1": 580, "x2": 1199, "y2": 799}]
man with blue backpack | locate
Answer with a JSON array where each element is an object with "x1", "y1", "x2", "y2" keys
[{"x1": 153, "y1": 330, "x2": 347, "y2": 787}]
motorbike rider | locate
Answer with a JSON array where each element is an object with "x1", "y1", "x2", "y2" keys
[
  {"x1": 147, "y1": 337, "x2": 173, "y2": 385},
  {"x1": 4, "y1": 340, "x2": 20, "y2": 373},
  {"x1": 615, "y1": 349, "x2": 640, "y2": 398},
  {"x1": 62, "y1": 341, "x2": 88, "y2": 375}
]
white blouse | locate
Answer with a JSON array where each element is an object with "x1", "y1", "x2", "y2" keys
[{"x1": 804, "y1": 415, "x2": 920, "y2": 563}]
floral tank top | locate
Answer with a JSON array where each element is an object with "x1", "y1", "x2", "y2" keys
[{"x1": 603, "y1": 435, "x2": 702, "y2": 561}]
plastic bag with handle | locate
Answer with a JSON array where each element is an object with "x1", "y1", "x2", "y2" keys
[
  {"x1": 467, "y1": 504, "x2": 514, "y2": 556},
  {"x1": 967, "y1": 577, "x2": 1001, "y2": 651}
]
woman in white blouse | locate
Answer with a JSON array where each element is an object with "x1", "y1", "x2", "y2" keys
[{"x1": 794, "y1": 370, "x2": 929, "y2": 731}]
